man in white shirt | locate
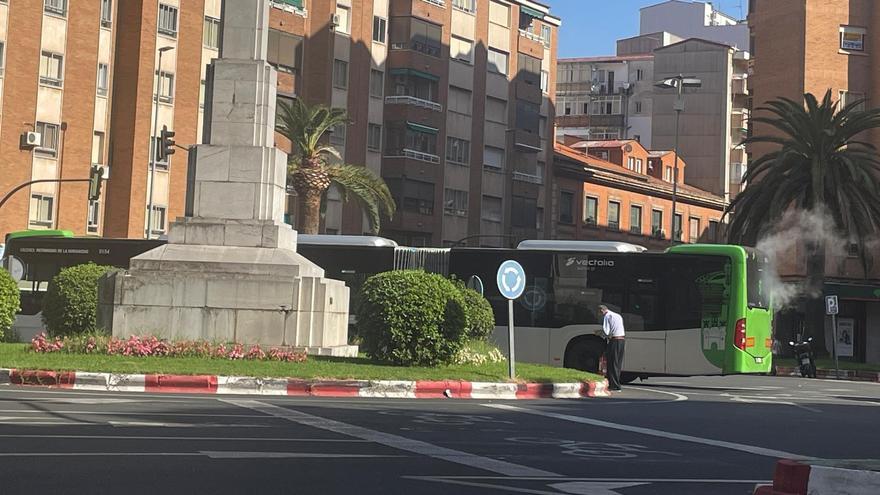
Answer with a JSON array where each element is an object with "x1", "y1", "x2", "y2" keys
[{"x1": 597, "y1": 304, "x2": 625, "y2": 391}]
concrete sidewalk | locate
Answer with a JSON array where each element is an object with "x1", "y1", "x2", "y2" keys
[
  {"x1": 754, "y1": 459, "x2": 880, "y2": 495},
  {"x1": 0, "y1": 368, "x2": 609, "y2": 399},
  {"x1": 775, "y1": 366, "x2": 880, "y2": 383}
]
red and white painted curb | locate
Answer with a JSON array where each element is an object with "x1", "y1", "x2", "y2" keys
[
  {"x1": 0, "y1": 368, "x2": 609, "y2": 399},
  {"x1": 775, "y1": 366, "x2": 880, "y2": 383},
  {"x1": 754, "y1": 459, "x2": 880, "y2": 495}
]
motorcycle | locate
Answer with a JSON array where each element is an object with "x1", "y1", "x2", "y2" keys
[{"x1": 788, "y1": 336, "x2": 817, "y2": 378}]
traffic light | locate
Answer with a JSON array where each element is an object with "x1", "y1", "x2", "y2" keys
[
  {"x1": 159, "y1": 125, "x2": 176, "y2": 161},
  {"x1": 88, "y1": 165, "x2": 104, "y2": 201}
]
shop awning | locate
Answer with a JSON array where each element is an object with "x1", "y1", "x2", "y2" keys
[
  {"x1": 390, "y1": 67, "x2": 440, "y2": 82},
  {"x1": 824, "y1": 282, "x2": 880, "y2": 301},
  {"x1": 406, "y1": 122, "x2": 439, "y2": 135},
  {"x1": 520, "y1": 5, "x2": 544, "y2": 19}
]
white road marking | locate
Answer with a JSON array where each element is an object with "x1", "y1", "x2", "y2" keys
[
  {"x1": 108, "y1": 421, "x2": 270, "y2": 428},
  {"x1": 200, "y1": 451, "x2": 403, "y2": 459},
  {"x1": 625, "y1": 386, "x2": 689, "y2": 401},
  {"x1": 483, "y1": 403, "x2": 817, "y2": 461},
  {"x1": 0, "y1": 452, "x2": 198, "y2": 457},
  {"x1": 222, "y1": 398, "x2": 561, "y2": 478},
  {"x1": 0, "y1": 434, "x2": 369, "y2": 443},
  {"x1": 551, "y1": 481, "x2": 648, "y2": 495},
  {"x1": 0, "y1": 409, "x2": 269, "y2": 418},
  {"x1": 408, "y1": 476, "x2": 773, "y2": 483},
  {"x1": 407, "y1": 477, "x2": 771, "y2": 494}
]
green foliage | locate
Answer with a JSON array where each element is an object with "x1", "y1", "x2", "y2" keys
[
  {"x1": 453, "y1": 280, "x2": 496, "y2": 340},
  {"x1": 0, "y1": 269, "x2": 20, "y2": 342},
  {"x1": 42, "y1": 263, "x2": 115, "y2": 337},
  {"x1": 357, "y1": 270, "x2": 469, "y2": 366},
  {"x1": 326, "y1": 164, "x2": 396, "y2": 235},
  {"x1": 276, "y1": 98, "x2": 349, "y2": 162}
]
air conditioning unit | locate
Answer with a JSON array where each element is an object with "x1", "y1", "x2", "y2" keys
[
  {"x1": 331, "y1": 13, "x2": 340, "y2": 27},
  {"x1": 21, "y1": 131, "x2": 41, "y2": 149}
]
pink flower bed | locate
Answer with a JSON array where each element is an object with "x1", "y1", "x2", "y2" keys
[{"x1": 30, "y1": 333, "x2": 307, "y2": 363}]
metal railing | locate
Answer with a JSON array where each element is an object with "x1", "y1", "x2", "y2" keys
[
  {"x1": 385, "y1": 148, "x2": 441, "y2": 164},
  {"x1": 518, "y1": 29, "x2": 544, "y2": 43},
  {"x1": 512, "y1": 172, "x2": 543, "y2": 184},
  {"x1": 420, "y1": 0, "x2": 445, "y2": 7},
  {"x1": 384, "y1": 95, "x2": 442, "y2": 112}
]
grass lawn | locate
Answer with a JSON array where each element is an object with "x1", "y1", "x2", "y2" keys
[
  {"x1": 0, "y1": 343, "x2": 602, "y2": 383},
  {"x1": 775, "y1": 357, "x2": 880, "y2": 372}
]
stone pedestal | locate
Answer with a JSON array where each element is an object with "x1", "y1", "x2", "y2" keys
[{"x1": 97, "y1": 0, "x2": 355, "y2": 356}]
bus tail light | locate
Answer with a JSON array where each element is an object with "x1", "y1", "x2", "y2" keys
[
  {"x1": 734, "y1": 318, "x2": 747, "y2": 350},
  {"x1": 745, "y1": 337, "x2": 755, "y2": 348},
  {"x1": 765, "y1": 338, "x2": 773, "y2": 349}
]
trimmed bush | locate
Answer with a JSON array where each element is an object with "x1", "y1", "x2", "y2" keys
[
  {"x1": 357, "y1": 270, "x2": 469, "y2": 366},
  {"x1": 42, "y1": 263, "x2": 115, "y2": 337},
  {"x1": 0, "y1": 268, "x2": 20, "y2": 342},
  {"x1": 454, "y1": 282, "x2": 495, "y2": 341}
]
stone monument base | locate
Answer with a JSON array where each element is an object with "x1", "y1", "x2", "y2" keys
[{"x1": 98, "y1": 231, "x2": 357, "y2": 357}]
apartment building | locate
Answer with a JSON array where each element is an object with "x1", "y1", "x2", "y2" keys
[
  {"x1": 640, "y1": 0, "x2": 748, "y2": 49},
  {"x1": 0, "y1": 0, "x2": 560, "y2": 249},
  {"x1": 551, "y1": 141, "x2": 724, "y2": 250},
  {"x1": 750, "y1": 0, "x2": 880, "y2": 363},
  {"x1": 555, "y1": 55, "x2": 654, "y2": 148}
]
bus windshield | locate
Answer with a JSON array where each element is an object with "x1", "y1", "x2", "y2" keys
[{"x1": 746, "y1": 251, "x2": 769, "y2": 309}]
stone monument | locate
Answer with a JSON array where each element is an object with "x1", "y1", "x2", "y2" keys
[{"x1": 98, "y1": 0, "x2": 355, "y2": 356}]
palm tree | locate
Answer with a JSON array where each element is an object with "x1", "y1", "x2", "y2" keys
[
  {"x1": 726, "y1": 89, "x2": 880, "y2": 348},
  {"x1": 275, "y1": 98, "x2": 395, "y2": 235}
]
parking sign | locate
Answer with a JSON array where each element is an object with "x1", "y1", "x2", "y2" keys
[{"x1": 825, "y1": 295, "x2": 839, "y2": 315}]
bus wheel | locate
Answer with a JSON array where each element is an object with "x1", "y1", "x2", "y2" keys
[
  {"x1": 564, "y1": 338, "x2": 605, "y2": 373},
  {"x1": 620, "y1": 372, "x2": 641, "y2": 384}
]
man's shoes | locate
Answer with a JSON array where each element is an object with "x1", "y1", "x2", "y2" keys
[{"x1": 609, "y1": 387, "x2": 622, "y2": 392}]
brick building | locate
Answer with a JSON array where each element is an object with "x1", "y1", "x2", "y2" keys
[
  {"x1": 551, "y1": 141, "x2": 725, "y2": 250},
  {"x1": 750, "y1": 0, "x2": 880, "y2": 363},
  {"x1": 0, "y1": 0, "x2": 561, "y2": 250}
]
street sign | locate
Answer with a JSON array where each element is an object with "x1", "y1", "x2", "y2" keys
[
  {"x1": 825, "y1": 295, "x2": 839, "y2": 315},
  {"x1": 466, "y1": 275, "x2": 484, "y2": 296},
  {"x1": 2, "y1": 256, "x2": 24, "y2": 282},
  {"x1": 496, "y1": 260, "x2": 526, "y2": 380},
  {"x1": 496, "y1": 260, "x2": 526, "y2": 300}
]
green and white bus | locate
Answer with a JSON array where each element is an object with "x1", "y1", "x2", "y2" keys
[{"x1": 448, "y1": 241, "x2": 773, "y2": 380}]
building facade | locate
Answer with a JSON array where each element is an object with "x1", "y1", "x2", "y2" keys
[
  {"x1": 0, "y1": 0, "x2": 560, "y2": 250},
  {"x1": 640, "y1": 0, "x2": 749, "y2": 50},
  {"x1": 750, "y1": 0, "x2": 880, "y2": 363},
  {"x1": 551, "y1": 142, "x2": 725, "y2": 250}
]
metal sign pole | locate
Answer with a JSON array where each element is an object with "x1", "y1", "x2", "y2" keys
[
  {"x1": 831, "y1": 313, "x2": 840, "y2": 380},
  {"x1": 508, "y1": 299, "x2": 515, "y2": 380}
]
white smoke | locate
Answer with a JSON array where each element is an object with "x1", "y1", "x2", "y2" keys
[{"x1": 754, "y1": 208, "x2": 846, "y2": 310}]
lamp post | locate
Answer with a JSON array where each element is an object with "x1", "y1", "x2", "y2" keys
[
  {"x1": 654, "y1": 75, "x2": 701, "y2": 243},
  {"x1": 146, "y1": 45, "x2": 175, "y2": 239}
]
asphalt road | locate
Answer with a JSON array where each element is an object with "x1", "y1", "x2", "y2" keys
[{"x1": 0, "y1": 375, "x2": 878, "y2": 494}]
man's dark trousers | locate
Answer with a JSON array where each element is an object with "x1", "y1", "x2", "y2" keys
[{"x1": 606, "y1": 338, "x2": 625, "y2": 390}]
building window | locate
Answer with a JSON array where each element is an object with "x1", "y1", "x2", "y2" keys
[
  {"x1": 150, "y1": 205, "x2": 167, "y2": 234},
  {"x1": 35, "y1": 122, "x2": 60, "y2": 156},
  {"x1": 489, "y1": 0, "x2": 509, "y2": 27},
  {"x1": 333, "y1": 59, "x2": 348, "y2": 89},
  {"x1": 708, "y1": 220, "x2": 719, "y2": 242},
  {"x1": 636, "y1": 68, "x2": 643, "y2": 81},
  {"x1": 389, "y1": 17, "x2": 442, "y2": 57},
  {"x1": 373, "y1": 16, "x2": 387, "y2": 43},
  {"x1": 101, "y1": 0, "x2": 112, "y2": 27},
  {"x1": 335, "y1": 4, "x2": 351, "y2": 35},
  {"x1": 584, "y1": 196, "x2": 598, "y2": 225},
  {"x1": 390, "y1": 179, "x2": 434, "y2": 215},
  {"x1": 635, "y1": 158, "x2": 643, "y2": 173},
  {"x1": 536, "y1": 207, "x2": 544, "y2": 231},
  {"x1": 487, "y1": 49, "x2": 509, "y2": 75},
  {"x1": 627, "y1": 157, "x2": 636, "y2": 171},
  {"x1": 446, "y1": 137, "x2": 470, "y2": 165},
  {"x1": 674, "y1": 213, "x2": 683, "y2": 241},
  {"x1": 483, "y1": 146, "x2": 504, "y2": 170},
  {"x1": 540, "y1": 70, "x2": 549, "y2": 93},
  {"x1": 840, "y1": 90, "x2": 866, "y2": 112},
  {"x1": 384, "y1": 122, "x2": 439, "y2": 159},
  {"x1": 651, "y1": 209, "x2": 663, "y2": 237},
  {"x1": 591, "y1": 95, "x2": 623, "y2": 115},
  {"x1": 689, "y1": 217, "x2": 701, "y2": 243},
  {"x1": 634, "y1": 101, "x2": 642, "y2": 114},
  {"x1": 97, "y1": 63, "x2": 109, "y2": 96},
  {"x1": 840, "y1": 26, "x2": 865, "y2": 52},
  {"x1": 0, "y1": 42, "x2": 4, "y2": 75},
  {"x1": 330, "y1": 122, "x2": 347, "y2": 147},
  {"x1": 44, "y1": 0, "x2": 66, "y2": 16},
  {"x1": 39, "y1": 52, "x2": 64, "y2": 87},
  {"x1": 485, "y1": 96, "x2": 506, "y2": 123},
  {"x1": 151, "y1": 136, "x2": 169, "y2": 169},
  {"x1": 608, "y1": 201, "x2": 620, "y2": 230},
  {"x1": 664, "y1": 166, "x2": 673, "y2": 182},
  {"x1": 369, "y1": 69, "x2": 384, "y2": 98},
  {"x1": 158, "y1": 4, "x2": 178, "y2": 37},
  {"x1": 630, "y1": 205, "x2": 642, "y2": 234},
  {"x1": 29, "y1": 194, "x2": 54, "y2": 227},
  {"x1": 444, "y1": 188, "x2": 468, "y2": 216},
  {"x1": 482, "y1": 195, "x2": 502, "y2": 223},
  {"x1": 452, "y1": 0, "x2": 476, "y2": 14},
  {"x1": 267, "y1": 29, "x2": 304, "y2": 72},
  {"x1": 155, "y1": 71, "x2": 174, "y2": 103},
  {"x1": 92, "y1": 131, "x2": 105, "y2": 165},
  {"x1": 450, "y1": 36, "x2": 473, "y2": 64},
  {"x1": 204, "y1": 16, "x2": 220, "y2": 49},
  {"x1": 367, "y1": 123, "x2": 382, "y2": 151},
  {"x1": 541, "y1": 25, "x2": 551, "y2": 47},
  {"x1": 559, "y1": 191, "x2": 574, "y2": 224},
  {"x1": 200, "y1": 79, "x2": 206, "y2": 108},
  {"x1": 731, "y1": 162, "x2": 743, "y2": 184},
  {"x1": 448, "y1": 86, "x2": 472, "y2": 115},
  {"x1": 512, "y1": 196, "x2": 536, "y2": 228},
  {"x1": 88, "y1": 200, "x2": 100, "y2": 234}
]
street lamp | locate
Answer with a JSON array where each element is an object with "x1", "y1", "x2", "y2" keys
[
  {"x1": 146, "y1": 45, "x2": 175, "y2": 239},
  {"x1": 654, "y1": 75, "x2": 701, "y2": 243}
]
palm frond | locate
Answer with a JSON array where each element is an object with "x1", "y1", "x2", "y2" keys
[{"x1": 327, "y1": 164, "x2": 396, "y2": 234}]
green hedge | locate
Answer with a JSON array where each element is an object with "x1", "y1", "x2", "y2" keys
[
  {"x1": 454, "y1": 281, "x2": 495, "y2": 340},
  {"x1": 357, "y1": 270, "x2": 469, "y2": 366},
  {"x1": 42, "y1": 263, "x2": 115, "y2": 337},
  {"x1": 0, "y1": 269, "x2": 20, "y2": 342}
]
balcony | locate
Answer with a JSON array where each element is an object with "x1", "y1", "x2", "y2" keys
[
  {"x1": 419, "y1": 0, "x2": 445, "y2": 6},
  {"x1": 732, "y1": 76, "x2": 748, "y2": 96},
  {"x1": 386, "y1": 148, "x2": 440, "y2": 164},
  {"x1": 513, "y1": 172, "x2": 543, "y2": 184},
  {"x1": 270, "y1": 0, "x2": 307, "y2": 16},
  {"x1": 518, "y1": 29, "x2": 543, "y2": 43},
  {"x1": 385, "y1": 95, "x2": 442, "y2": 112}
]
